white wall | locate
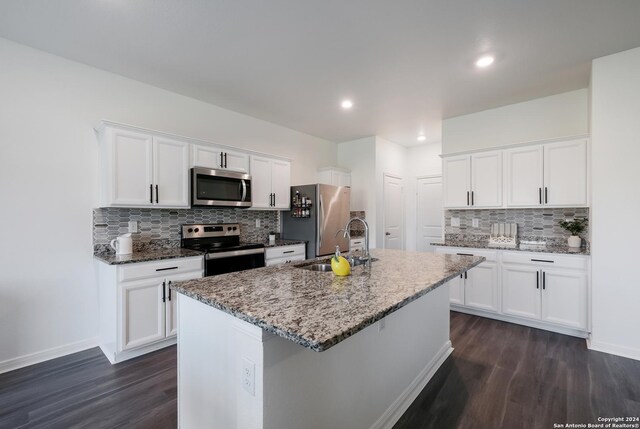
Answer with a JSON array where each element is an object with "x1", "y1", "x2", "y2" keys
[
  {"x1": 590, "y1": 46, "x2": 640, "y2": 361},
  {"x1": 337, "y1": 137, "x2": 377, "y2": 247},
  {"x1": 442, "y1": 89, "x2": 589, "y2": 154},
  {"x1": 0, "y1": 37, "x2": 337, "y2": 369}
]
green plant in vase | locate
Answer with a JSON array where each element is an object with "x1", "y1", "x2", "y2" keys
[{"x1": 559, "y1": 218, "x2": 588, "y2": 248}]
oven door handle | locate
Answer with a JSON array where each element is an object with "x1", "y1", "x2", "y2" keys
[
  {"x1": 241, "y1": 179, "x2": 247, "y2": 202},
  {"x1": 206, "y1": 248, "x2": 265, "y2": 260}
]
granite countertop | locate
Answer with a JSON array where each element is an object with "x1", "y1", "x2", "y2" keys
[
  {"x1": 431, "y1": 240, "x2": 590, "y2": 256},
  {"x1": 94, "y1": 248, "x2": 204, "y2": 265},
  {"x1": 262, "y1": 239, "x2": 306, "y2": 248},
  {"x1": 171, "y1": 248, "x2": 484, "y2": 352}
]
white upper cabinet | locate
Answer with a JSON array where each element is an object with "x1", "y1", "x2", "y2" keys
[
  {"x1": 99, "y1": 125, "x2": 189, "y2": 208},
  {"x1": 249, "y1": 155, "x2": 291, "y2": 210},
  {"x1": 443, "y1": 155, "x2": 471, "y2": 208},
  {"x1": 443, "y1": 152, "x2": 501, "y2": 208},
  {"x1": 317, "y1": 167, "x2": 351, "y2": 187},
  {"x1": 543, "y1": 139, "x2": 588, "y2": 207},
  {"x1": 505, "y1": 145, "x2": 544, "y2": 207},
  {"x1": 505, "y1": 138, "x2": 588, "y2": 208},
  {"x1": 191, "y1": 144, "x2": 249, "y2": 173}
]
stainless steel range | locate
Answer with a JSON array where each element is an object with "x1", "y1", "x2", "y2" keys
[{"x1": 181, "y1": 223, "x2": 265, "y2": 276}]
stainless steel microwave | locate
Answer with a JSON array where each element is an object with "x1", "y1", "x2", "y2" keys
[{"x1": 191, "y1": 167, "x2": 252, "y2": 208}]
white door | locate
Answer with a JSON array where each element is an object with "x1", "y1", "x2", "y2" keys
[
  {"x1": 271, "y1": 160, "x2": 291, "y2": 209},
  {"x1": 223, "y1": 149, "x2": 250, "y2": 173},
  {"x1": 543, "y1": 139, "x2": 588, "y2": 207},
  {"x1": 110, "y1": 128, "x2": 154, "y2": 206},
  {"x1": 443, "y1": 155, "x2": 470, "y2": 208},
  {"x1": 465, "y1": 263, "x2": 499, "y2": 312},
  {"x1": 416, "y1": 176, "x2": 443, "y2": 252},
  {"x1": 383, "y1": 174, "x2": 404, "y2": 249},
  {"x1": 192, "y1": 145, "x2": 222, "y2": 169},
  {"x1": 249, "y1": 156, "x2": 272, "y2": 208},
  {"x1": 471, "y1": 151, "x2": 502, "y2": 208},
  {"x1": 501, "y1": 265, "x2": 541, "y2": 320},
  {"x1": 541, "y1": 268, "x2": 588, "y2": 329},
  {"x1": 505, "y1": 145, "x2": 544, "y2": 207},
  {"x1": 153, "y1": 136, "x2": 190, "y2": 207},
  {"x1": 448, "y1": 275, "x2": 465, "y2": 305},
  {"x1": 119, "y1": 280, "x2": 165, "y2": 351}
]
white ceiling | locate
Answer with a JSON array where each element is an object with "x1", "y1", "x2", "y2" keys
[{"x1": 1, "y1": 1, "x2": 640, "y2": 146}]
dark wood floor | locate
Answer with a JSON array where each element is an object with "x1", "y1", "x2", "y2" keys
[{"x1": 1, "y1": 313, "x2": 639, "y2": 429}]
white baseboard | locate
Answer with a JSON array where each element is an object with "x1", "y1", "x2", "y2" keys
[
  {"x1": 0, "y1": 337, "x2": 99, "y2": 375},
  {"x1": 371, "y1": 341, "x2": 453, "y2": 429},
  {"x1": 587, "y1": 338, "x2": 640, "y2": 362}
]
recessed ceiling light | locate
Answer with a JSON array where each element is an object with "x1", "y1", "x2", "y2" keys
[
  {"x1": 341, "y1": 99, "x2": 353, "y2": 109},
  {"x1": 475, "y1": 55, "x2": 495, "y2": 68},
  {"x1": 417, "y1": 135, "x2": 427, "y2": 142}
]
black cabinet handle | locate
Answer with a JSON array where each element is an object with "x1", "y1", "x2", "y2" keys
[
  {"x1": 467, "y1": 191, "x2": 470, "y2": 206},
  {"x1": 536, "y1": 271, "x2": 539, "y2": 289},
  {"x1": 542, "y1": 272, "x2": 546, "y2": 290},
  {"x1": 155, "y1": 185, "x2": 159, "y2": 203},
  {"x1": 545, "y1": 187, "x2": 548, "y2": 204},
  {"x1": 471, "y1": 191, "x2": 474, "y2": 206},
  {"x1": 220, "y1": 152, "x2": 224, "y2": 168},
  {"x1": 464, "y1": 271, "x2": 467, "y2": 279},
  {"x1": 539, "y1": 188, "x2": 542, "y2": 204},
  {"x1": 456, "y1": 253, "x2": 474, "y2": 256},
  {"x1": 531, "y1": 259, "x2": 554, "y2": 263},
  {"x1": 224, "y1": 152, "x2": 228, "y2": 168},
  {"x1": 156, "y1": 266, "x2": 178, "y2": 272},
  {"x1": 283, "y1": 250, "x2": 295, "y2": 254},
  {"x1": 168, "y1": 280, "x2": 172, "y2": 301},
  {"x1": 460, "y1": 274, "x2": 463, "y2": 278},
  {"x1": 162, "y1": 281, "x2": 166, "y2": 303},
  {"x1": 150, "y1": 184, "x2": 153, "y2": 203}
]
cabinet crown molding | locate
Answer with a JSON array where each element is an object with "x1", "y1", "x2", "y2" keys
[{"x1": 440, "y1": 133, "x2": 589, "y2": 158}]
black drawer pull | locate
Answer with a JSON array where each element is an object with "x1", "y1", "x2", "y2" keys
[
  {"x1": 156, "y1": 266, "x2": 179, "y2": 271},
  {"x1": 531, "y1": 259, "x2": 554, "y2": 263},
  {"x1": 456, "y1": 253, "x2": 474, "y2": 256},
  {"x1": 282, "y1": 250, "x2": 295, "y2": 254}
]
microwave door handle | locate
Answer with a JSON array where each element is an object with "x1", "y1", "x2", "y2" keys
[{"x1": 241, "y1": 180, "x2": 247, "y2": 202}]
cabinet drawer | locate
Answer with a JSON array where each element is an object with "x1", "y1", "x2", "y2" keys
[
  {"x1": 502, "y1": 251, "x2": 587, "y2": 270},
  {"x1": 119, "y1": 257, "x2": 203, "y2": 282},
  {"x1": 350, "y1": 238, "x2": 365, "y2": 251},
  {"x1": 265, "y1": 244, "x2": 305, "y2": 261},
  {"x1": 265, "y1": 254, "x2": 306, "y2": 267},
  {"x1": 434, "y1": 247, "x2": 497, "y2": 262}
]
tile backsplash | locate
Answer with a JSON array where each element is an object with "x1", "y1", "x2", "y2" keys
[
  {"x1": 445, "y1": 208, "x2": 589, "y2": 245},
  {"x1": 93, "y1": 207, "x2": 279, "y2": 251}
]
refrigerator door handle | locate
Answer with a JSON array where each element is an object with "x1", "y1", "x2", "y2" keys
[{"x1": 318, "y1": 193, "x2": 324, "y2": 246}]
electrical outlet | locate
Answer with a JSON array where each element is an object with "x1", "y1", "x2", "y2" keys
[
  {"x1": 451, "y1": 217, "x2": 460, "y2": 227},
  {"x1": 472, "y1": 218, "x2": 479, "y2": 228},
  {"x1": 255, "y1": 219, "x2": 261, "y2": 228},
  {"x1": 128, "y1": 221, "x2": 138, "y2": 233},
  {"x1": 241, "y1": 358, "x2": 255, "y2": 396}
]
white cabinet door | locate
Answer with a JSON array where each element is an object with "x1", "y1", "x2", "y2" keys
[
  {"x1": 250, "y1": 156, "x2": 273, "y2": 209},
  {"x1": 448, "y1": 275, "x2": 465, "y2": 305},
  {"x1": 271, "y1": 160, "x2": 291, "y2": 209},
  {"x1": 505, "y1": 145, "x2": 544, "y2": 207},
  {"x1": 465, "y1": 263, "x2": 499, "y2": 312},
  {"x1": 120, "y1": 280, "x2": 165, "y2": 351},
  {"x1": 543, "y1": 139, "x2": 588, "y2": 207},
  {"x1": 164, "y1": 271, "x2": 202, "y2": 338},
  {"x1": 224, "y1": 149, "x2": 250, "y2": 173},
  {"x1": 501, "y1": 265, "x2": 541, "y2": 320},
  {"x1": 471, "y1": 151, "x2": 502, "y2": 208},
  {"x1": 109, "y1": 128, "x2": 154, "y2": 206},
  {"x1": 541, "y1": 268, "x2": 588, "y2": 329},
  {"x1": 153, "y1": 136, "x2": 190, "y2": 207},
  {"x1": 443, "y1": 155, "x2": 471, "y2": 208},
  {"x1": 192, "y1": 145, "x2": 222, "y2": 169}
]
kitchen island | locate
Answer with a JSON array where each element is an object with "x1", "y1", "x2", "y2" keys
[{"x1": 172, "y1": 248, "x2": 483, "y2": 429}]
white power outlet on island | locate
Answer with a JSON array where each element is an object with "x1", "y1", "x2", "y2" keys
[
  {"x1": 451, "y1": 217, "x2": 460, "y2": 227},
  {"x1": 241, "y1": 357, "x2": 255, "y2": 396}
]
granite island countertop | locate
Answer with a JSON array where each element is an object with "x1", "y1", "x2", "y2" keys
[
  {"x1": 431, "y1": 240, "x2": 590, "y2": 255},
  {"x1": 171, "y1": 248, "x2": 484, "y2": 352},
  {"x1": 94, "y1": 247, "x2": 204, "y2": 265}
]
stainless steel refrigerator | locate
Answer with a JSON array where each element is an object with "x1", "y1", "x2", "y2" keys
[{"x1": 281, "y1": 184, "x2": 351, "y2": 258}]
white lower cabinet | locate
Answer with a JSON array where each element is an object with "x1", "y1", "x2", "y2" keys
[
  {"x1": 437, "y1": 247, "x2": 589, "y2": 337},
  {"x1": 265, "y1": 244, "x2": 306, "y2": 266},
  {"x1": 98, "y1": 256, "x2": 203, "y2": 364}
]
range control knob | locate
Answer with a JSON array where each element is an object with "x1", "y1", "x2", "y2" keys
[
  {"x1": 194, "y1": 228, "x2": 200, "y2": 233},
  {"x1": 233, "y1": 227, "x2": 237, "y2": 231},
  {"x1": 187, "y1": 228, "x2": 193, "y2": 233},
  {"x1": 227, "y1": 226, "x2": 232, "y2": 231}
]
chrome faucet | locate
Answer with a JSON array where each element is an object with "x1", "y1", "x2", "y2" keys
[{"x1": 343, "y1": 217, "x2": 371, "y2": 268}]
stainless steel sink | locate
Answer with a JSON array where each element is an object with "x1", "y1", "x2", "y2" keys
[
  {"x1": 299, "y1": 263, "x2": 333, "y2": 272},
  {"x1": 294, "y1": 257, "x2": 379, "y2": 272}
]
